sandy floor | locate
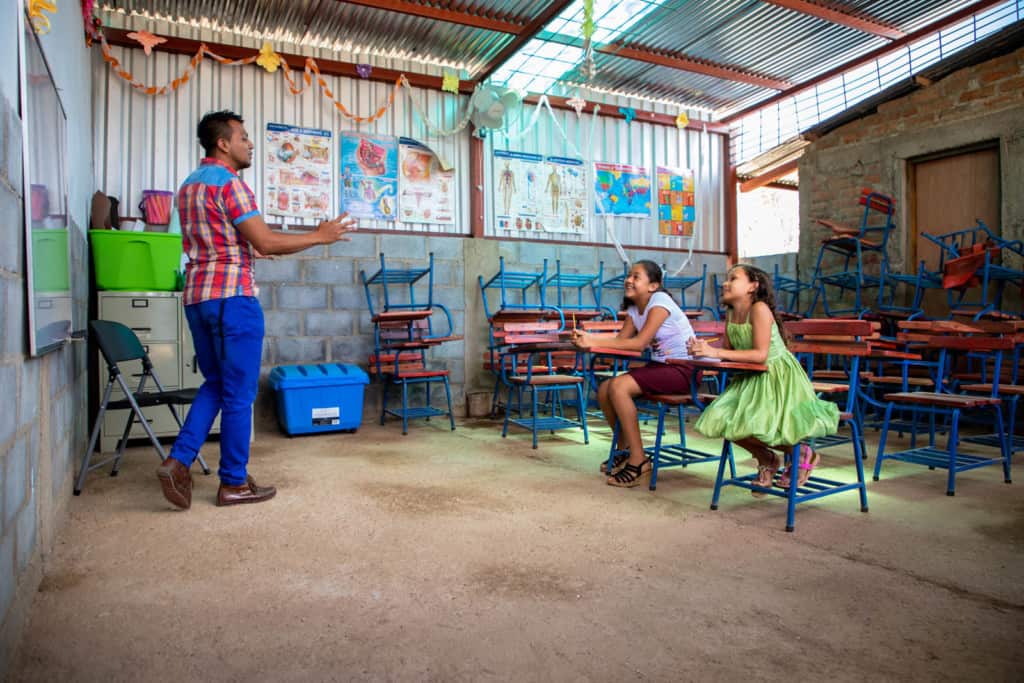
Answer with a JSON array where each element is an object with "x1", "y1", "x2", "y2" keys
[{"x1": 9, "y1": 417, "x2": 1024, "y2": 682}]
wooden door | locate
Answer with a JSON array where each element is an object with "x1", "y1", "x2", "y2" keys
[{"x1": 909, "y1": 145, "x2": 1000, "y2": 316}]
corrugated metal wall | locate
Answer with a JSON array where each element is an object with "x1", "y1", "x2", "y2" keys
[
  {"x1": 94, "y1": 13, "x2": 725, "y2": 249},
  {"x1": 93, "y1": 17, "x2": 471, "y2": 234},
  {"x1": 483, "y1": 108, "x2": 725, "y2": 252}
]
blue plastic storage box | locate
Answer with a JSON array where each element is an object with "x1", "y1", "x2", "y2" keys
[{"x1": 268, "y1": 363, "x2": 369, "y2": 435}]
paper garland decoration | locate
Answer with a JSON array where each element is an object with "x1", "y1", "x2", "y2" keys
[
  {"x1": 356, "y1": 64, "x2": 372, "y2": 79},
  {"x1": 28, "y1": 0, "x2": 57, "y2": 34},
  {"x1": 569, "y1": 96, "x2": 585, "y2": 117},
  {"x1": 619, "y1": 107, "x2": 636, "y2": 124},
  {"x1": 675, "y1": 112, "x2": 689, "y2": 129},
  {"x1": 257, "y1": 42, "x2": 282, "y2": 73},
  {"x1": 127, "y1": 30, "x2": 166, "y2": 56},
  {"x1": 441, "y1": 71, "x2": 460, "y2": 94}
]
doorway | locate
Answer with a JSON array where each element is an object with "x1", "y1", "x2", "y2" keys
[{"x1": 908, "y1": 143, "x2": 1001, "y2": 316}]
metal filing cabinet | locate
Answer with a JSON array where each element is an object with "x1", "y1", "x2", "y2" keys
[{"x1": 96, "y1": 291, "x2": 220, "y2": 452}]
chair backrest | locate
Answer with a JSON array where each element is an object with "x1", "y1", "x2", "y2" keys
[{"x1": 90, "y1": 320, "x2": 148, "y2": 366}]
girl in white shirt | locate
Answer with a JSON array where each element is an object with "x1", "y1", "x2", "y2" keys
[{"x1": 572, "y1": 260, "x2": 699, "y2": 488}]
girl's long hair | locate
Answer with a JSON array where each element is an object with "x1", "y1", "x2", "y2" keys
[
  {"x1": 728, "y1": 264, "x2": 788, "y2": 345},
  {"x1": 621, "y1": 260, "x2": 673, "y2": 311}
]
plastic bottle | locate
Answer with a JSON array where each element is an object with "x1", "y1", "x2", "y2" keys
[{"x1": 167, "y1": 204, "x2": 181, "y2": 234}]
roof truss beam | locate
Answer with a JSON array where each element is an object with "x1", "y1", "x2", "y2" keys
[
  {"x1": 339, "y1": 0, "x2": 522, "y2": 34},
  {"x1": 739, "y1": 159, "x2": 800, "y2": 192},
  {"x1": 761, "y1": 0, "x2": 905, "y2": 40},
  {"x1": 475, "y1": 0, "x2": 575, "y2": 81},
  {"x1": 599, "y1": 44, "x2": 794, "y2": 90}
]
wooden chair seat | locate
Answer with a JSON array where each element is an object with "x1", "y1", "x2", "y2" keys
[
  {"x1": 508, "y1": 374, "x2": 583, "y2": 385},
  {"x1": 882, "y1": 391, "x2": 1001, "y2": 408},
  {"x1": 960, "y1": 383, "x2": 1024, "y2": 396},
  {"x1": 812, "y1": 369, "x2": 848, "y2": 380},
  {"x1": 864, "y1": 375, "x2": 935, "y2": 387},
  {"x1": 396, "y1": 369, "x2": 449, "y2": 379},
  {"x1": 812, "y1": 381, "x2": 848, "y2": 394},
  {"x1": 644, "y1": 392, "x2": 717, "y2": 405},
  {"x1": 952, "y1": 372, "x2": 1018, "y2": 383}
]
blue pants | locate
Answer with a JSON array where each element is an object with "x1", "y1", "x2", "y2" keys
[{"x1": 170, "y1": 296, "x2": 263, "y2": 486}]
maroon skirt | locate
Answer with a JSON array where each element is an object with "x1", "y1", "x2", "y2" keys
[{"x1": 627, "y1": 362, "x2": 701, "y2": 395}]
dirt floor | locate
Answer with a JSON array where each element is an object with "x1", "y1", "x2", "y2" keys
[{"x1": 8, "y1": 416, "x2": 1024, "y2": 682}]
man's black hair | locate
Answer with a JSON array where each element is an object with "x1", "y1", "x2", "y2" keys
[{"x1": 197, "y1": 110, "x2": 243, "y2": 156}]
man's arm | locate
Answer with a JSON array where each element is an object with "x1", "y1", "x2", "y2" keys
[{"x1": 235, "y1": 213, "x2": 357, "y2": 256}]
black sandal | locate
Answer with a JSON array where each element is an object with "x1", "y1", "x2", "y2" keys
[
  {"x1": 600, "y1": 452, "x2": 629, "y2": 474},
  {"x1": 607, "y1": 458, "x2": 652, "y2": 488}
]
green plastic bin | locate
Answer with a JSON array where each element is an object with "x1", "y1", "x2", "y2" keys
[{"x1": 90, "y1": 229, "x2": 183, "y2": 291}]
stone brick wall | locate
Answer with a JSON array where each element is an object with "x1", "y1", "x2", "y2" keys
[{"x1": 799, "y1": 45, "x2": 1024, "y2": 313}]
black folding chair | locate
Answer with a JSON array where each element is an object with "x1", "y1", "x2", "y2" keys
[{"x1": 75, "y1": 320, "x2": 211, "y2": 495}]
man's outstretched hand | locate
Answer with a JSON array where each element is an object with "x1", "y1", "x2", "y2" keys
[{"x1": 316, "y1": 213, "x2": 359, "y2": 244}]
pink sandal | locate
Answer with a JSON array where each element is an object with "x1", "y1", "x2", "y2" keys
[{"x1": 778, "y1": 445, "x2": 820, "y2": 488}]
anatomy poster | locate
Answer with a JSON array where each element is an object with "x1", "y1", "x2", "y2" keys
[
  {"x1": 264, "y1": 123, "x2": 333, "y2": 221},
  {"x1": 656, "y1": 166, "x2": 696, "y2": 236},
  {"x1": 493, "y1": 150, "x2": 585, "y2": 234},
  {"x1": 398, "y1": 138, "x2": 455, "y2": 225},
  {"x1": 593, "y1": 162, "x2": 651, "y2": 217},
  {"x1": 340, "y1": 132, "x2": 398, "y2": 221},
  {"x1": 539, "y1": 156, "x2": 586, "y2": 234},
  {"x1": 493, "y1": 150, "x2": 541, "y2": 232}
]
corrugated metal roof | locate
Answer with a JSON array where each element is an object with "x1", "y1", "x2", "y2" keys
[
  {"x1": 803, "y1": 18, "x2": 1024, "y2": 139},
  {"x1": 98, "y1": 0, "x2": 1008, "y2": 116}
]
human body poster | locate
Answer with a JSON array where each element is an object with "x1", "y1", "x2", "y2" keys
[
  {"x1": 398, "y1": 138, "x2": 455, "y2": 225},
  {"x1": 494, "y1": 150, "x2": 585, "y2": 233},
  {"x1": 594, "y1": 162, "x2": 651, "y2": 217},
  {"x1": 539, "y1": 156, "x2": 586, "y2": 233},
  {"x1": 264, "y1": 123, "x2": 333, "y2": 221},
  {"x1": 656, "y1": 166, "x2": 696, "y2": 236},
  {"x1": 494, "y1": 150, "x2": 541, "y2": 232},
  {"x1": 340, "y1": 132, "x2": 398, "y2": 221}
]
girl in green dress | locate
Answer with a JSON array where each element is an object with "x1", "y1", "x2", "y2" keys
[{"x1": 687, "y1": 265, "x2": 838, "y2": 490}]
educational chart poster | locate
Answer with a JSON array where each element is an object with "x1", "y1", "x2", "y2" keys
[
  {"x1": 493, "y1": 150, "x2": 541, "y2": 232},
  {"x1": 398, "y1": 138, "x2": 455, "y2": 225},
  {"x1": 264, "y1": 123, "x2": 333, "y2": 221},
  {"x1": 493, "y1": 151, "x2": 586, "y2": 234},
  {"x1": 656, "y1": 166, "x2": 696, "y2": 236},
  {"x1": 593, "y1": 162, "x2": 651, "y2": 217},
  {"x1": 339, "y1": 132, "x2": 399, "y2": 221},
  {"x1": 539, "y1": 156, "x2": 586, "y2": 234}
]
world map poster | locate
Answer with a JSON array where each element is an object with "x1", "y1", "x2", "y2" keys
[
  {"x1": 339, "y1": 132, "x2": 398, "y2": 221},
  {"x1": 656, "y1": 166, "x2": 696, "y2": 236},
  {"x1": 264, "y1": 123, "x2": 333, "y2": 221},
  {"x1": 593, "y1": 162, "x2": 651, "y2": 217}
]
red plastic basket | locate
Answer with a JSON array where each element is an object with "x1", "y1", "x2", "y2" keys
[{"x1": 139, "y1": 190, "x2": 174, "y2": 225}]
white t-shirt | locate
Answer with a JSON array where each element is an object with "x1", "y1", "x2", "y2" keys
[{"x1": 626, "y1": 291, "x2": 695, "y2": 362}]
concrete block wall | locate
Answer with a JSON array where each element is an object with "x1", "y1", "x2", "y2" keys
[
  {"x1": 252, "y1": 233, "x2": 727, "y2": 426},
  {"x1": 253, "y1": 233, "x2": 467, "y2": 427},
  {"x1": 0, "y1": 89, "x2": 88, "y2": 674},
  {"x1": 799, "y1": 45, "x2": 1024, "y2": 314}
]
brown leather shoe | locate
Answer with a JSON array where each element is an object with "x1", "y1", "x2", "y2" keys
[
  {"x1": 216, "y1": 476, "x2": 277, "y2": 507},
  {"x1": 156, "y1": 457, "x2": 192, "y2": 510}
]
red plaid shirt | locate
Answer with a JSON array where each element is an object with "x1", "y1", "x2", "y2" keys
[{"x1": 178, "y1": 158, "x2": 260, "y2": 305}]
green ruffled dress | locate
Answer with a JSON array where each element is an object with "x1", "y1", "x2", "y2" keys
[{"x1": 694, "y1": 316, "x2": 838, "y2": 446}]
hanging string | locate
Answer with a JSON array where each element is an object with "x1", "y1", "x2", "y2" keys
[{"x1": 400, "y1": 75, "x2": 474, "y2": 137}]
